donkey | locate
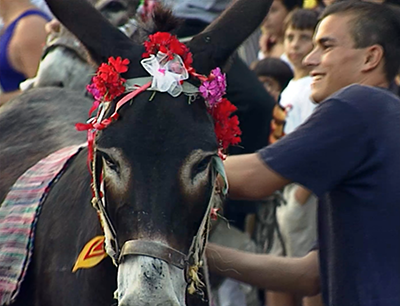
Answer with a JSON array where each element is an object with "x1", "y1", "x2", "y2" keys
[
  {"x1": 0, "y1": 0, "x2": 272, "y2": 305},
  {"x1": 30, "y1": 0, "x2": 140, "y2": 93}
]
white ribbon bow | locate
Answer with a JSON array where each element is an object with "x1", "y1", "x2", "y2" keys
[{"x1": 141, "y1": 52, "x2": 189, "y2": 97}]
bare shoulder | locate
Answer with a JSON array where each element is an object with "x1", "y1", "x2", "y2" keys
[{"x1": 12, "y1": 14, "x2": 48, "y2": 45}]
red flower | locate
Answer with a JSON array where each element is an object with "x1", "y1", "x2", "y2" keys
[
  {"x1": 87, "y1": 56, "x2": 128, "y2": 102},
  {"x1": 184, "y1": 51, "x2": 193, "y2": 68},
  {"x1": 142, "y1": 31, "x2": 193, "y2": 68},
  {"x1": 109, "y1": 56, "x2": 130, "y2": 73},
  {"x1": 210, "y1": 98, "x2": 242, "y2": 150},
  {"x1": 152, "y1": 32, "x2": 172, "y2": 44}
]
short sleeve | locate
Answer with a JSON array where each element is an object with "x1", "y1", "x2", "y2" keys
[{"x1": 258, "y1": 98, "x2": 371, "y2": 197}]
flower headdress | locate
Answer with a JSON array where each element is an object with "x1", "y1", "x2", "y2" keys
[{"x1": 77, "y1": 32, "x2": 241, "y2": 161}]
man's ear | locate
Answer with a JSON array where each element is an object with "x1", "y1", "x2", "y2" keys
[{"x1": 362, "y1": 44, "x2": 384, "y2": 73}]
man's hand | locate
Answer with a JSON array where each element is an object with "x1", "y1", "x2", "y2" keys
[{"x1": 206, "y1": 243, "x2": 320, "y2": 296}]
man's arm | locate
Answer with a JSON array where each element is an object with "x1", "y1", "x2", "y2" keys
[
  {"x1": 206, "y1": 243, "x2": 320, "y2": 296},
  {"x1": 224, "y1": 153, "x2": 290, "y2": 200}
]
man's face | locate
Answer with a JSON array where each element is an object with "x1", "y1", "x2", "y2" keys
[
  {"x1": 303, "y1": 14, "x2": 367, "y2": 103},
  {"x1": 284, "y1": 26, "x2": 314, "y2": 69}
]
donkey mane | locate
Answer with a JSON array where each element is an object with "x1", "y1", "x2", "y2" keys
[{"x1": 132, "y1": 4, "x2": 183, "y2": 44}]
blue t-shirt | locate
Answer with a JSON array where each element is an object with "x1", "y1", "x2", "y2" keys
[{"x1": 259, "y1": 84, "x2": 400, "y2": 306}]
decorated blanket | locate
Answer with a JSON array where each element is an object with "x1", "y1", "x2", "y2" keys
[{"x1": 0, "y1": 145, "x2": 83, "y2": 305}]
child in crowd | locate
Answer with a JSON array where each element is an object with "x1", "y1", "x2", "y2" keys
[
  {"x1": 252, "y1": 58, "x2": 293, "y2": 144},
  {"x1": 252, "y1": 57, "x2": 293, "y2": 102},
  {"x1": 258, "y1": 0, "x2": 302, "y2": 65},
  {"x1": 279, "y1": 8, "x2": 318, "y2": 133},
  {"x1": 266, "y1": 8, "x2": 323, "y2": 306}
]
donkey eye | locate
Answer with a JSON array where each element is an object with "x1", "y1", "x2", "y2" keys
[
  {"x1": 100, "y1": 152, "x2": 120, "y2": 174},
  {"x1": 194, "y1": 156, "x2": 212, "y2": 175},
  {"x1": 103, "y1": 1, "x2": 125, "y2": 12}
]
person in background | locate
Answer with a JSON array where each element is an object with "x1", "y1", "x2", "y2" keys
[
  {"x1": 252, "y1": 57, "x2": 293, "y2": 146},
  {"x1": 252, "y1": 57, "x2": 293, "y2": 102},
  {"x1": 262, "y1": 8, "x2": 321, "y2": 306},
  {"x1": 0, "y1": 0, "x2": 51, "y2": 31},
  {"x1": 258, "y1": 0, "x2": 302, "y2": 66},
  {"x1": 0, "y1": 0, "x2": 50, "y2": 106},
  {"x1": 30, "y1": 0, "x2": 52, "y2": 17},
  {"x1": 279, "y1": 9, "x2": 318, "y2": 135},
  {"x1": 213, "y1": 2, "x2": 400, "y2": 306}
]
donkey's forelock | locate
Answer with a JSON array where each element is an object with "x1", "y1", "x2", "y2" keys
[{"x1": 131, "y1": 4, "x2": 182, "y2": 44}]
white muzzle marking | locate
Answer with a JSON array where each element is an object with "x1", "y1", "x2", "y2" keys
[{"x1": 117, "y1": 255, "x2": 186, "y2": 306}]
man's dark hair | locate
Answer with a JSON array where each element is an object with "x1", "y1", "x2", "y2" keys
[
  {"x1": 253, "y1": 58, "x2": 294, "y2": 90},
  {"x1": 321, "y1": 1, "x2": 400, "y2": 82},
  {"x1": 283, "y1": 8, "x2": 319, "y2": 33}
]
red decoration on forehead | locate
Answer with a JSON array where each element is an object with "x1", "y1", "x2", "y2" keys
[{"x1": 77, "y1": 32, "x2": 242, "y2": 165}]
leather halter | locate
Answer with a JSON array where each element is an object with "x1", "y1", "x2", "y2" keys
[
  {"x1": 119, "y1": 240, "x2": 187, "y2": 269},
  {"x1": 91, "y1": 140, "x2": 219, "y2": 271}
]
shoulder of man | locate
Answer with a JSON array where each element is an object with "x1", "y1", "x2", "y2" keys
[
  {"x1": 319, "y1": 84, "x2": 400, "y2": 127},
  {"x1": 329, "y1": 84, "x2": 398, "y2": 105}
]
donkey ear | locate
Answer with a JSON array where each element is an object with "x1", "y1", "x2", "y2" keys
[
  {"x1": 187, "y1": 0, "x2": 273, "y2": 75},
  {"x1": 44, "y1": 0, "x2": 145, "y2": 78}
]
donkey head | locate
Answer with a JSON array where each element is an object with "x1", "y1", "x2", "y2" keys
[{"x1": 43, "y1": 0, "x2": 272, "y2": 305}]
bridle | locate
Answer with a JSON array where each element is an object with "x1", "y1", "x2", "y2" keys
[
  {"x1": 77, "y1": 31, "x2": 236, "y2": 295},
  {"x1": 88, "y1": 80, "x2": 227, "y2": 295}
]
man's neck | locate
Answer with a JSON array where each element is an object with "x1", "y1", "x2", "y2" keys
[{"x1": 359, "y1": 72, "x2": 390, "y2": 89}]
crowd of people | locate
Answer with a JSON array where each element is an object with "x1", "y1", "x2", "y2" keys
[{"x1": 1, "y1": 0, "x2": 400, "y2": 306}]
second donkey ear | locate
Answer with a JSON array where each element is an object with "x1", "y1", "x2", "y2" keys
[
  {"x1": 44, "y1": 0, "x2": 146, "y2": 78},
  {"x1": 187, "y1": 0, "x2": 273, "y2": 75}
]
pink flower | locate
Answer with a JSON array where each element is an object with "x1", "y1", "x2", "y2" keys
[
  {"x1": 199, "y1": 68, "x2": 227, "y2": 107},
  {"x1": 86, "y1": 83, "x2": 102, "y2": 101}
]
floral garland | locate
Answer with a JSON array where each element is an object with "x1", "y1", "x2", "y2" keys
[
  {"x1": 76, "y1": 57, "x2": 131, "y2": 162},
  {"x1": 143, "y1": 32, "x2": 193, "y2": 70},
  {"x1": 79, "y1": 32, "x2": 241, "y2": 159},
  {"x1": 142, "y1": 32, "x2": 241, "y2": 152}
]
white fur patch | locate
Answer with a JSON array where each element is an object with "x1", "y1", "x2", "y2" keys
[{"x1": 117, "y1": 255, "x2": 186, "y2": 306}]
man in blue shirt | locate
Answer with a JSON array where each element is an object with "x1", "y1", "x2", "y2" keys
[{"x1": 207, "y1": 2, "x2": 400, "y2": 305}]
